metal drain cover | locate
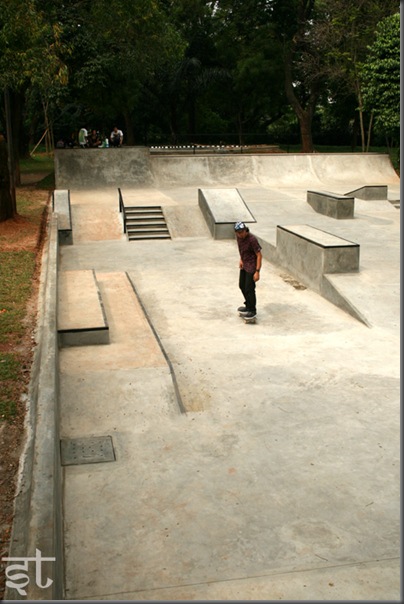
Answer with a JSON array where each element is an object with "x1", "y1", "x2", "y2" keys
[{"x1": 61, "y1": 436, "x2": 116, "y2": 466}]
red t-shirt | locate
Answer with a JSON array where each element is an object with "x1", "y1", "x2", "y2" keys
[{"x1": 237, "y1": 232, "x2": 261, "y2": 274}]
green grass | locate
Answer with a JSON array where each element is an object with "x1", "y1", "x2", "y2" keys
[
  {"x1": 0, "y1": 353, "x2": 20, "y2": 380},
  {"x1": 0, "y1": 382, "x2": 18, "y2": 418},
  {"x1": 0, "y1": 353, "x2": 24, "y2": 418},
  {"x1": 20, "y1": 152, "x2": 54, "y2": 174},
  {"x1": 0, "y1": 251, "x2": 37, "y2": 421},
  {"x1": 0, "y1": 251, "x2": 36, "y2": 343},
  {"x1": 19, "y1": 151, "x2": 55, "y2": 189}
]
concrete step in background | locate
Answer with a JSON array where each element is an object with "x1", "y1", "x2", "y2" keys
[{"x1": 124, "y1": 205, "x2": 171, "y2": 241}]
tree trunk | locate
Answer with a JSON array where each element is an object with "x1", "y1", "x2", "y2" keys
[
  {"x1": 10, "y1": 89, "x2": 25, "y2": 185},
  {"x1": 187, "y1": 93, "x2": 197, "y2": 139},
  {"x1": 298, "y1": 110, "x2": 314, "y2": 152},
  {"x1": 366, "y1": 110, "x2": 374, "y2": 152},
  {"x1": 0, "y1": 137, "x2": 15, "y2": 222},
  {"x1": 284, "y1": 51, "x2": 316, "y2": 153},
  {"x1": 123, "y1": 110, "x2": 134, "y2": 145},
  {"x1": 169, "y1": 100, "x2": 178, "y2": 145}
]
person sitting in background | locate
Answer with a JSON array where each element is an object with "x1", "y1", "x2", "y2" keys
[
  {"x1": 87, "y1": 129, "x2": 101, "y2": 148},
  {"x1": 110, "y1": 126, "x2": 123, "y2": 147},
  {"x1": 78, "y1": 127, "x2": 88, "y2": 148}
]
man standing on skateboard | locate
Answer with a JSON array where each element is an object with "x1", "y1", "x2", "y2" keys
[{"x1": 234, "y1": 221, "x2": 262, "y2": 321}]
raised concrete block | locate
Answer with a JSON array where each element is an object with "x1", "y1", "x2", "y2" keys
[
  {"x1": 307, "y1": 190, "x2": 354, "y2": 219},
  {"x1": 198, "y1": 188, "x2": 255, "y2": 239},
  {"x1": 346, "y1": 185, "x2": 388, "y2": 200},
  {"x1": 276, "y1": 224, "x2": 359, "y2": 291},
  {"x1": 53, "y1": 189, "x2": 73, "y2": 244},
  {"x1": 58, "y1": 269, "x2": 109, "y2": 346}
]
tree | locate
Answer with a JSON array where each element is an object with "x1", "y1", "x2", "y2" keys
[
  {"x1": 361, "y1": 12, "x2": 400, "y2": 147},
  {"x1": 270, "y1": 0, "x2": 398, "y2": 152},
  {"x1": 0, "y1": 132, "x2": 13, "y2": 221},
  {"x1": 209, "y1": 0, "x2": 286, "y2": 145},
  {"x1": 312, "y1": 0, "x2": 399, "y2": 151},
  {"x1": 0, "y1": 0, "x2": 67, "y2": 219},
  {"x1": 57, "y1": 0, "x2": 185, "y2": 145}
]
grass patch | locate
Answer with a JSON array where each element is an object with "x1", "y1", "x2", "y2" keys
[
  {"x1": 0, "y1": 186, "x2": 47, "y2": 422},
  {"x1": 0, "y1": 353, "x2": 20, "y2": 380},
  {"x1": 35, "y1": 172, "x2": 55, "y2": 189},
  {"x1": 0, "y1": 383, "x2": 17, "y2": 418},
  {"x1": 0, "y1": 251, "x2": 36, "y2": 343},
  {"x1": 0, "y1": 353, "x2": 25, "y2": 419},
  {"x1": 20, "y1": 152, "x2": 54, "y2": 174}
]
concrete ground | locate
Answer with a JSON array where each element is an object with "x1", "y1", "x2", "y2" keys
[{"x1": 58, "y1": 166, "x2": 400, "y2": 600}]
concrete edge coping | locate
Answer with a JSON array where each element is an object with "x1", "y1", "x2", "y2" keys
[
  {"x1": 4, "y1": 214, "x2": 64, "y2": 600},
  {"x1": 307, "y1": 189, "x2": 354, "y2": 200},
  {"x1": 53, "y1": 189, "x2": 73, "y2": 245},
  {"x1": 277, "y1": 224, "x2": 359, "y2": 248}
]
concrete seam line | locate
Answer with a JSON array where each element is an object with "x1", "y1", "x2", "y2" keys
[{"x1": 124, "y1": 272, "x2": 187, "y2": 415}]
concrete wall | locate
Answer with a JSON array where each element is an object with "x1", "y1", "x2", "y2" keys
[{"x1": 55, "y1": 149, "x2": 400, "y2": 189}]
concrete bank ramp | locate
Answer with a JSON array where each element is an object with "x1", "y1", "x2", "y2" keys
[
  {"x1": 55, "y1": 148, "x2": 399, "y2": 189},
  {"x1": 198, "y1": 188, "x2": 255, "y2": 238}
]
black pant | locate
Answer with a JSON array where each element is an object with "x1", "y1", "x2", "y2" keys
[{"x1": 239, "y1": 269, "x2": 256, "y2": 313}]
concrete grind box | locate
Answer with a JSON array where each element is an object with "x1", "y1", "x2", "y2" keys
[{"x1": 276, "y1": 224, "x2": 360, "y2": 291}]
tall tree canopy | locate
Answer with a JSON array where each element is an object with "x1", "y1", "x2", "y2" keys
[
  {"x1": 0, "y1": 0, "x2": 400, "y2": 222},
  {"x1": 361, "y1": 12, "x2": 400, "y2": 144}
]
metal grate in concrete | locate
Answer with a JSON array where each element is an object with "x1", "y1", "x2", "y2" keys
[{"x1": 61, "y1": 436, "x2": 116, "y2": 466}]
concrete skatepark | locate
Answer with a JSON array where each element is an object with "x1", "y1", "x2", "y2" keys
[{"x1": 5, "y1": 149, "x2": 400, "y2": 601}]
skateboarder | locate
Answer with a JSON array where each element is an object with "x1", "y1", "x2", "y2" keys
[{"x1": 234, "y1": 221, "x2": 262, "y2": 321}]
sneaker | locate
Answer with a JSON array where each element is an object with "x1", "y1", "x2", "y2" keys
[
  {"x1": 244, "y1": 311, "x2": 256, "y2": 319},
  {"x1": 237, "y1": 305, "x2": 247, "y2": 313}
]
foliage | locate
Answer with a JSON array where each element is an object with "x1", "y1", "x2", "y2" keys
[
  {"x1": 0, "y1": 0, "x2": 401, "y2": 153},
  {"x1": 361, "y1": 12, "x2": 400, "y2": 138}
]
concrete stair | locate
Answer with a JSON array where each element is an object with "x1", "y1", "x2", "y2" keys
[{"x1": 124, "y1": 206, "x2": 170, "y2": 241}]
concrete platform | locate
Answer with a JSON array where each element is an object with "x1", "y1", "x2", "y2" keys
[
  {"x1": 58, "y1": 269, "x2": 109, "y2": 346},
  {"x1": 307, "y1": 190, "x2": 355, "y2": 219},
  {"x1": 198, "y1": 188, "x2": 255, "y2": 238},
  {"x1": 52, "y1": 189, "x2": 73, "y2": 244},
  {"x1": 7, "y1": 152, "x2": 400, "y2": 601}
]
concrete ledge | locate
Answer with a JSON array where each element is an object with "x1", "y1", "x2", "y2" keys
[
  {"x1": 276, "y1": 224, "x2": 360, "y2": 291},
  {"x1": 5, "y1": 215, "x2": 64, "y2": 600},
  {"x1": 198, "y1": 188, "x2": 255, "y2": 239},
  {"x1": 52, "y1": 189, "x2": 73, "y2": 244},
  {"x1": 345, "y1": 185, "x2": 388, "y2": 200},
  {"x1": 57, "y1": 270, "x2": 109, "y2": 347},
  {"x1": 307, "y1": 190, "x2": 355, "y2": 219}
]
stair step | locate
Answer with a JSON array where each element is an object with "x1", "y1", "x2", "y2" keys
[
  {"x1": 126, "y1": 208, "x2": 164, "y2": 213},
  {"x1": 125, "y1": 205, "x2": 162, "y2": 209},
  {"x1": 122, "y1": 202, "x2": 170, "y2": 241},
  {"x1": 128, "y1": 233, "x2": 171, "y2": 240},
  {"x1": 127, "y1": 225, "x2": 169, "y2": 231},
  {"x1": 126, "y1": 217, "x2": 166, "y2": 226}
]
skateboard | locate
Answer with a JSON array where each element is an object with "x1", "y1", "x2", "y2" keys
[{"x1": 238, "y1": 312, "x2": 257, "y2": 324}]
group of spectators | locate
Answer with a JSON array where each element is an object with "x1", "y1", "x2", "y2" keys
[
  {"x1": 56, "y1": 126, "x2": 124, "y2": 149},
  {"x1": 79, "y1": 126, "x2": 124, "y2": 148}
]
